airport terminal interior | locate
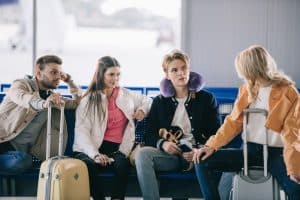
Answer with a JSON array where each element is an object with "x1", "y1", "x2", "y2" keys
[{"x1": 0, "y1": 0, "x2": 299, "y2": 199}]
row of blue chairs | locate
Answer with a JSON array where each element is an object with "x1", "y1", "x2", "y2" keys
[
  {"x1": 0, "y1": 90, "x2": 237, "y2": 198},
  {"x1": 0, "y1": 83, "x2": 239, "y2": 99}
]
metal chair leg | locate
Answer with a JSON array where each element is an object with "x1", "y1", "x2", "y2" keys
[
  {"x1": 0, "y1": 176, "x2": 9, "y2": 196},
  {"x1": 9, "y1": 178, "x2": 16, "y2": 196}
]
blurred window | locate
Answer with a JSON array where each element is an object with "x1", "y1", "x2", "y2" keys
[
  {"x1": 0, "y1": 0, "x2": 181, "y2": 87},
  {"x1": 0, "y1": 0, "x2": 32, "y2": 83}
]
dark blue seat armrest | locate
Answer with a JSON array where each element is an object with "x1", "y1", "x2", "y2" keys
[
  {"x1": 0, "y1": 93, "x2": 5, "y2": 103},
  {"x1": 64, "y1": 109, "x2": 76, "y2": 156},
  {"x1": 217, "y1": 97, "x2": 242, "y2": 148},
  {"x1": 134, "y1": 118, "x2": 147, "y2": 144}
]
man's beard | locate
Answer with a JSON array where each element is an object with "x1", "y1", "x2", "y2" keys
[{"x1": 40, "y1": 76, "x2": 59, "y2": 89}]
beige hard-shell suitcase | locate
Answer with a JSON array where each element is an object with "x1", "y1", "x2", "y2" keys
[{"x1": 37, "y1": 102, "x2": 90, "y2": 200}]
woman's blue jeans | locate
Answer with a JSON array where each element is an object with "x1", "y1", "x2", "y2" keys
[
  {"x1": 194, "y1": 143, "x2": 300, "y2": 200},
  {"x1": 0, "y1": 151, "x2": 32, "y2": 175}
]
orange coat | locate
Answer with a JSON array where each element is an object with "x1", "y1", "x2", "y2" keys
[{"x1": 206, "y1": 84, "x2": 300, "y2": 175}]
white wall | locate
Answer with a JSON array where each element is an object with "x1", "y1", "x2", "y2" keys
[{"x1": 182, "y1": 0, "x2": 300, "y2": 88}]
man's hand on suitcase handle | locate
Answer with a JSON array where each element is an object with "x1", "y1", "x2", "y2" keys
[
  {"x1": 290, "y1": 174, "x2": 300, "y2": 184},
  {"x1": 94, "y1": 153, "x2": 114, "y2": 166},
  {"x1": 43, "y1": 93, "x2": 65, "y2": 108},
  {"x1": 192, "y1": 146, "x2": 215, "y2": 164}
]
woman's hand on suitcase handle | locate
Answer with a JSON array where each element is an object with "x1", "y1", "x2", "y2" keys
[
  {"x1": 192, "y1": 146, "x2": 215, "y2": 164},
  {"x1": 290, "y1": 174, "x2": 300, "y2": 184}
]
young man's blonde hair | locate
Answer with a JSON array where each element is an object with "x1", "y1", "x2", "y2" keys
[
  {"x1": 162, "y1": 49, "x2": 190, "y2": 72},
  {"x1": 235, "y1": 45, "x2": 295, "y2": 102}
]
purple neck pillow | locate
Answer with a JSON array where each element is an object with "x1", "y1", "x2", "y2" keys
[{"x1": 160, "y1": 71, "x2": 205, "y2": 97}]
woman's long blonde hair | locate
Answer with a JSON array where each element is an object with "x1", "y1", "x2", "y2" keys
[{"x1": 235, "y1": 45, "x2": 295, "y2": 102}]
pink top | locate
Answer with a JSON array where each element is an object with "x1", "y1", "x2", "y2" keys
[{"x1": 103, "y1": 87, "x2": 128, "y2": 144}]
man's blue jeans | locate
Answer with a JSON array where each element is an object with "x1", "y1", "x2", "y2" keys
[
  {"x1": 0, "y1": 151, "x2": 32, "y2": 175},
  {"x1": 135, "y1": 146, "x2": 229, "y2": 200},
  {"x1": 135, "y1": 146, "x2": 184, "y2": 200},
  {"x1": 194, "y1": 143, "x2": 300, "y2": 200}
]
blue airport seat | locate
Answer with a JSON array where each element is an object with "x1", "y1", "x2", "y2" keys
[
  {"x1": 0, "y1": 0, "x2": 18, "y2": 5},
  {"x1": 0, "y1": 93, "x2": 5, "y2": 102},
  {"x1": 206, "y1": 87, "x2": 238, "y2": 99},
  {"x1": 125, "y1": 87, "x2": 144, "y2": 94},
  {"x1": 217, "y1": 97, "x2": 235, "y2": 122},
  {"x1": 0, "y1": 84, "x2": 11, "y2": 93},
  {"x1": 145, "y1": 87, "x2": 160, "y2": 98}
]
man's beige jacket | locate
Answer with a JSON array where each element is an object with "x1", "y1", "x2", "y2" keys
[{"x1": 0, "y1": 76, "x2": 78, "y2": 160}]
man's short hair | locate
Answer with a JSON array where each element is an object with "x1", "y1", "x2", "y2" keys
[
  {"x1": 162, "y1": 49, "x2": 190, "y2": 72},
  {"x1": 36, "y1": 55, "x2": 62, "y2": 70}
]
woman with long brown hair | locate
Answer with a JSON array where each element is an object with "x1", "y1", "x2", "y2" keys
[{"x1": 73, "y1": 56, "x2": 151, "y2": 200}]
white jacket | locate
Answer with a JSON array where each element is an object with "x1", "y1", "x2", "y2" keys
[{"x1": 73, "y1": 87, "x2": 151, "y2": 159}]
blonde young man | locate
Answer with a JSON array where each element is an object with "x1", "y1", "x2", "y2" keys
[{"x1": 135, "y1": 50, "x2": 221, "y2": 200}]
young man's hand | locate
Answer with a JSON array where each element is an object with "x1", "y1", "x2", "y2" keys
[{"x1": 162, "y1": 141, "x2": 181, "y2": 155}]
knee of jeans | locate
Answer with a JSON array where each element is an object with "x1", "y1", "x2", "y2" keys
[
  {"x1": 14, "y1": 151, "x2": 32, "y2": 167},
  {"x1": 5, "y1": 151, "x2": 32, "y2": 174},
  {"x1": 282, "y1": 180, "x2": 300, "y2": 197},
  {"x1": 194, "y1": 162, "x2": 205, "y2": 171},
  {"x1": 135, "y1": 147, "x2": 154, "y2": 167}
]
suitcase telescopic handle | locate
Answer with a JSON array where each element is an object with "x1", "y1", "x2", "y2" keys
[
  {"x1": 46, "y1": 101, "x2": 65, "y2": 160},
  {"x1": 242, "y1": 108, "x2": 268, "y2": 178}
]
